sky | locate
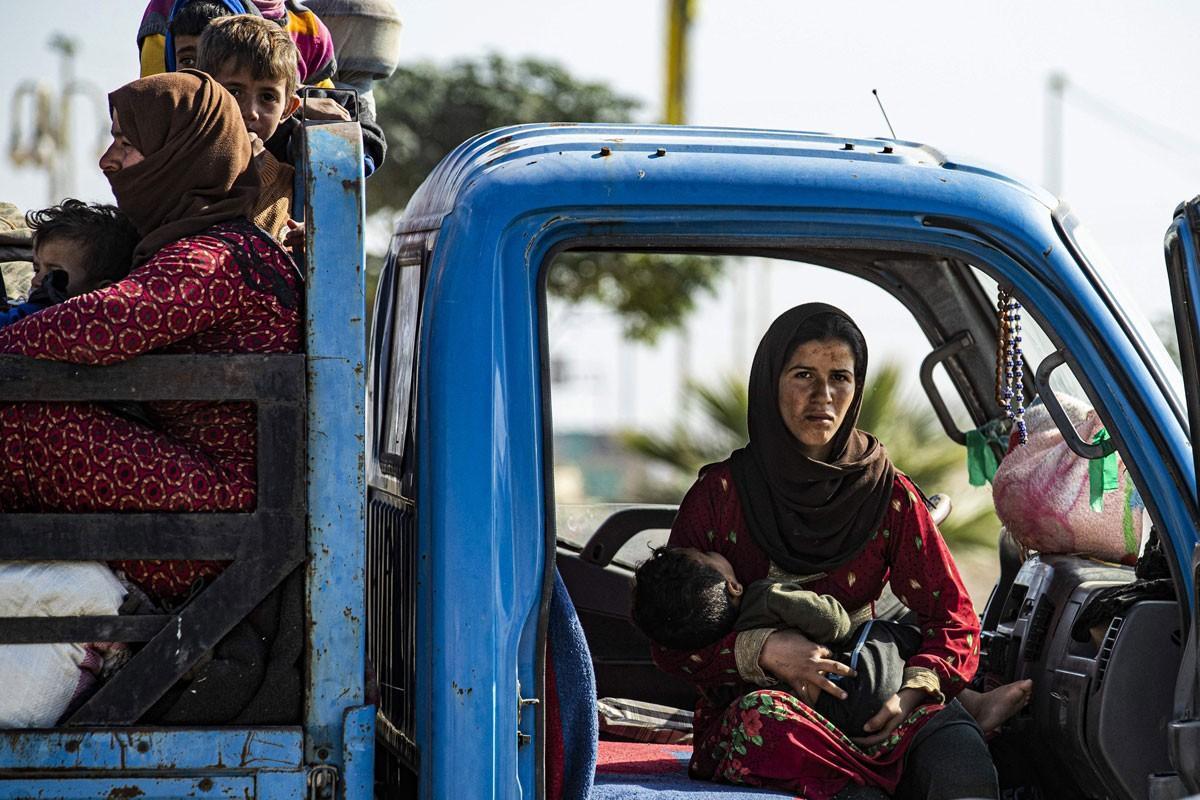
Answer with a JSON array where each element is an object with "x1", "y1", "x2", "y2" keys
[{"x1": 2, "y1": 2, "x2": 1198, "y2": 431}]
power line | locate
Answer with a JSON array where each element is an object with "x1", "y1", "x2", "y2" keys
[
  {"x1": 1045, "y1": 73, "x2": 1200, "y2": 194},
  {"x1": 1065, "y1": 80, "x2": 1200, "y2": 157}
]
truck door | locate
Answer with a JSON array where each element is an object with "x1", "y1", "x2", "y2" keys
[{"x1": 1164, "y1": 198, "x2": 1200, "y2": 791}]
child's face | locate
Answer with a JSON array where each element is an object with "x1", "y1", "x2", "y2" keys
[
  {"x1": 680, "y1": 548, "x2": 744, "y2": 604},
  {"x1": 173, "y1": 35, "x2": 201, "y2": 69},
  {"x1": 32, "y1": 237, "x2": 97, "y2": 297},
  {"x1": 211, "y1": 62, "x2": 300, "y2": 143}
]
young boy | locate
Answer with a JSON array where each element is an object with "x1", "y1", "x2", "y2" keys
[
  {"x1": 167, "y1": 1, "x2": 235, "y2": 70},
  {"x1": 195, "y1": 15, "x2": 301, "y2": 242},
  {"x1": 147, "y1": 2, "x2": 386, "y2": 178},
  {"x1": 197, "y1": 15, "x2": 302, "y2": 148},
  {"x1": 138, "y1": 0, "x2": 337, "y2": 87},
  {"x1": 195, "y1": 15, "x2": 384, "y2": 180},
  {"x1": 631, "y1": 546, "x2": 925, "y2": 738},
  {"x1": 0, "y1": 201, "x2": 138, "y2": 329}
]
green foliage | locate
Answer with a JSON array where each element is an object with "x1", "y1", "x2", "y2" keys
[
  {"x1": 370, "y1": 53, "x2": 724, "y2": 341},
  {"x1": 620, "y1": 364, "x2": 1000, "y2": 550},
  {"x1": 620, "y1": 375, "x2": 748, "y2": 471},
  {"x1": 550, "y1": 252, "x2": 724, "y2": 343},
  {"x1": 369, "y1": 54, "x2": 640, "y2": 213}
]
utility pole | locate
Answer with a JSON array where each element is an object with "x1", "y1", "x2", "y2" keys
[
  {"x1": 664, "y1": 0, "x2": 692, "y2": 125},
  {"x1": 664, "y1": 0, "x2": 695, "y2": 418},
  {"x1": 1044, "y1": 71, "x2": 1067, "y2": 196},
  {"x1": 9, "y1": 34, "x2": 107, "y2": 205}
]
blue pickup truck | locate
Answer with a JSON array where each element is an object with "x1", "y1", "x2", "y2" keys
[
  {"x1": 368, "y1": 124, "x2": 1200, "y2": 800},
  {"x1": 4, "y1": 120, "x2": 1200, "y2": 800}
]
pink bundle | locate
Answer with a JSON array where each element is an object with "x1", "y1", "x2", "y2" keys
[{"x1": 992, "y1": 397, "x2": 1144, "y2": 566}]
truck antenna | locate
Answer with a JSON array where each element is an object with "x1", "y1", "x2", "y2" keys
[{"x1": 872, "y1": 89, "x2": 897, "y2": 140}]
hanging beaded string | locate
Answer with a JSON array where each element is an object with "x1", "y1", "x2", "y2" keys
[{"x1": 996, "y1": 288, "x2": 1028, "y2": 445}]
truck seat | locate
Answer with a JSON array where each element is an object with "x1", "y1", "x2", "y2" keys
[
  {"x1": 551, "y1": 573, "x2": 798, "y2": 799},
  {"x1": 592, "y1": 740, "x2": 795, "y2": 798}
]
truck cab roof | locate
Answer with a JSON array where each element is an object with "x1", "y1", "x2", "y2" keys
[{"x1": 398, "y1": 122, "x2": 1059, "y2": 238}]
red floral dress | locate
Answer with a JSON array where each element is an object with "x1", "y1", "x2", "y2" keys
[
  {"x1": 0, "y1": 219, "x2": 300, "y2": 603},
  {"x1": 653, "y1": 461, "x2": 980, "y2": 799}
]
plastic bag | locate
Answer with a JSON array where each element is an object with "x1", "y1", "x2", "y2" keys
[{"x1": 992, "y1": 398, "x2": 1144, "y2": 565}]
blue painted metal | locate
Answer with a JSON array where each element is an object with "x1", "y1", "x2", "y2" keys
[
  {"x1": 255, "y1": 770, "x2": 311, "y2": 798},
  {"x1": 0, "y1": 729, "x2": 307, "y2": 797},
  {"x1": 0, "y1": 777, "x2": 258, "y2": 799},
  {"x1": 1167, "y1": 210, "x2": 1200, "y2": 503},
  {"x1": 393, "y1": 122, "x2": 1197, "y2": 798},
  {"x1": 0, "y1": 728, "x2": 302, "y2": 771},
  {"x1": 0, "y1": 772, "x2": 308, "y2": 799},
  {"x1": 302, "y1": 119, "x2": 369, "y2": 768},
  {"x1": 342, "y1": 704, "x2": 376, "y2": 799}
]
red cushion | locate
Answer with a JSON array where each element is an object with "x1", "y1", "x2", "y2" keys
[{"x1": 596, "y1": 740, "x2": 693, "y2": 775}]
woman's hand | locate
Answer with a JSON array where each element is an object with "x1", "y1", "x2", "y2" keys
[
  {"x1": 759, "y1": 629, "x2": 855, "y2": 702},
  {"x1": 851, "y1": 687, "x2": 927, "y2": 746},
  {"x1": 283, "y1": 219, "x2": 305, "y2": 259}
]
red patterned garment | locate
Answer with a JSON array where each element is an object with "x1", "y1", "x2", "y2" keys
[
  {"x1": 0, "y1": 219, "x2": 300, "y2": 604},
  {"x1": 653, "y1": 460, "x2": 980, "y2": 799}
]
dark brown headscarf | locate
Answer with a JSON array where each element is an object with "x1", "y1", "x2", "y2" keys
[
  {"x1": 729, "y1": 303, "x2": 896, "y2": 574},
  {"x1": 106, "y1": 70, "x2": 260, "y2": 265}
]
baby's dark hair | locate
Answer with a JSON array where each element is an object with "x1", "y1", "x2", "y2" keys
[
  {"x1": 631, "y1": 547, "x2": 738, "y2": 651},
  {"x1": 26, "y1": 200, "x2": 139, "y2": 287},
  {"x1": 169, "y1": 1, "x2": 235, "y2": 38}
]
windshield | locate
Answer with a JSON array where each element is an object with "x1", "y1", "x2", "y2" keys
[{"x1": 1056, "y1": 207, "x2": 1188, "y2": 430}]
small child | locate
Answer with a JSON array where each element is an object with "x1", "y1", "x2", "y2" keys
[
  {"x1": 196, "y1": 15, "x2": 302, "y2": 146},
  {"x1": 0, "y1": 201, "x2": 138, "y2": 329},
  {"x1": 138, "y1": 0, "x2": 337, "y2": 87},
  {"x1": 195, "y1": 15, "x2": 301, "y2": 242},
  {"x1": 632, "y1": 546, "x2": 922, "y2": 738},
  {"x1": 143, "y1": 1, "x2": 386, "y2": 178},
  {"x1": 167, "y1": 0, "x2": 235, "y2": 70}
]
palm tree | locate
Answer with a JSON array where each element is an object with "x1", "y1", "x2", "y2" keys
[{"x1": 619, "y1": 363, "x2": 1000, "y2": 550}]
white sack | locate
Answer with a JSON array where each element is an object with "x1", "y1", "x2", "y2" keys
[{"x1": 0, "y1": 562, "x2": 125, "y2": 728}]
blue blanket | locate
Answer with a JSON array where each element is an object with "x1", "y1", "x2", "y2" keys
[
  {"x1": 591, "y1": 741, "x2": 795, "y2": 799},
  {"x1": 550, "y1": 570, "x2": 598, "y2": 799}
]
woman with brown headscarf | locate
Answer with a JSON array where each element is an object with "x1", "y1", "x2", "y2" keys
[
  {"x1": 652, "y1": 304, "x2": 1030, "y2": 800},
  {"x1": 0, "y1": 70, "x2": 301, "y2": 605}
]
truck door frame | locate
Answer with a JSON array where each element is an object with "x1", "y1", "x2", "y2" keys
[{"x1": 1163, "y1": 200, "x2": 1200, "y2": 792}]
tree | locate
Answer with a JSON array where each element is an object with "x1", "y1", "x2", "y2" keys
[
  {"x1": 369, "y1": 54, "x2": 640, "y2": 213},
  {"x1": 548, "y1": 252, "x2": 724, "y2": 343},
  {"x1": 620, "y1": 364, "x2": 1000, "y2": 550},
  {"x1": 370, "y1": 53, "x2": 723, "y2": 343}
]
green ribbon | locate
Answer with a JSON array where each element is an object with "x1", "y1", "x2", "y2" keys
[
  {"x1": 1121, "y1": 478, "x2": 1137, "y2": 555},
  {"x1": 966, "y1": 429, "x2": 999, "y2": 487},
  {"x1": 1089, "y1": 428, "x2": 1119, "y2": 512}
]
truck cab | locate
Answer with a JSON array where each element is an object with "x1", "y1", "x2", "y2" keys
[{"x1": 369, "y1": 123, "x2": 1200, "y2": 799}]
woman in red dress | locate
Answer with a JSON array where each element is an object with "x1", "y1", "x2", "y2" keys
[
  {"x1": 0, "y1": 70, "x2": 301, "y2": 605},
  {"x1": 652, "y1": 304, "x2": 1030, "y2": 799}
]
